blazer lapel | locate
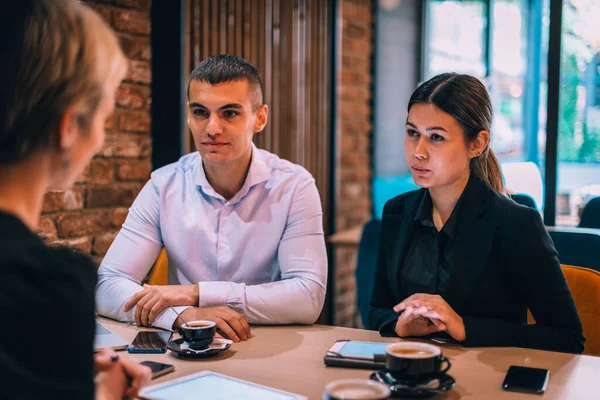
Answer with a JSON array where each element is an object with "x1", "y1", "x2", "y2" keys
[
  {"x1": 445, "y1": 178, "x2": 497, "y2": 313},
  {"x1": 383, "y1": 191, "x2": 423, "y2": 300}
]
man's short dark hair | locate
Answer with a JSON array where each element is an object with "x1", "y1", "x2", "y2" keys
[{"x1": 187, "y1": 54, "x2": 264, "y2": 109}]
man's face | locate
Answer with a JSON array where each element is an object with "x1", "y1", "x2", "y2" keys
[{"x1": 187, "y1": 79, "x2": 268, "y2": 167}]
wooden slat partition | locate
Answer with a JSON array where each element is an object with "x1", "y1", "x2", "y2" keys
[{"x1": 187, "y1": 0, "x2": 333, "y2": 239}]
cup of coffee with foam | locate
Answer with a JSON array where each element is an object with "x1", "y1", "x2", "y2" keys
[
  {"x1": 178, "y1": 320, "x2": 216, "y2": 350},
  {"x1": 385, "y1": 342, "x2": 451, "y2": 382},
  {"x1": 323, "y1": 379, "x2": 390, "y2": 400}
]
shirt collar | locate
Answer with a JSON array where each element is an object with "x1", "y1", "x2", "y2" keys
[
  {"x1": 244, "y1": 143, "x2": 272, "y2": 188},
  {"x1": 414, "y1": 189, "x2": 434, "y2": 226},
  {"x1": 414, "y1": 182, "x2": 467, "y2": 240},
  {"x1": 442, "y1": 196, "x2": 462, "y2": 240},
  {"x1": 195, "y1": 143, "x2": 272, "y2": 201},
  {"x1": 0, "y1": 210, "x2": 42, "y2": 243}
]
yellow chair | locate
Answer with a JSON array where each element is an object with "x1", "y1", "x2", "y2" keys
[
  {"x1": 147, "y1": 248, "x2": 169, "y2": 285},
  {"x1": 561, "y1": 265, "x2": 600, "y2": 356},
  {"x1": 528, "y1": 265, "x2": 600, "y2": 356}
]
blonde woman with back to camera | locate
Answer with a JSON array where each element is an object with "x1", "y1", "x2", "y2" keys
[{"x1": 0, "y1": 1, "x2": 151, "y2": 399}]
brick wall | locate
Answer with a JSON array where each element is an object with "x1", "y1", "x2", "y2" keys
[
  {"x1": 334, "y1": 0, "x2": 374, "y2": 327},
  {"x1": 37, "y1": 0, "x2": 152, "y2": 265}
]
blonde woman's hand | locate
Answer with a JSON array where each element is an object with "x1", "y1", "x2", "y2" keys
[
  {"x1": 95, "y1": 350, "x2": 152, "y2": 399},
  {"x1": 95, "y1": 350, "x2": 127, "y2": 400}
]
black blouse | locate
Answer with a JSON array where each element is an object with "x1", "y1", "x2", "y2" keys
[{"x1": 400, "y1": 189, "x2": 463, "y2": 300}]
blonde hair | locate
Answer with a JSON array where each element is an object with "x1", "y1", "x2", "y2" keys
[{"x1": 0, "y1": 0, "x2": 128, "y2": 164}]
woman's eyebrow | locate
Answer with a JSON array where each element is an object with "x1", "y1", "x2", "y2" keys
[{"x1": 405, "y1": 121, "x2": 448, "y2": 132}]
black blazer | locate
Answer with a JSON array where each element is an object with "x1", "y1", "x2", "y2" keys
[
  {"x1": 0, "y1": 211, "x2": 97, "y2": 399},
  {"x1": 369, "y1": 177, "x2": 585, "y2": 354}
]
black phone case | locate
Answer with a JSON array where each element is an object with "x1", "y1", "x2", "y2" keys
[
  {"x1": 127, "y1": 331, "x2": 172, "y2": 354},
  {"x1": 127, "y1": 346, "x2": 167, "y2": 354},
  {"x1": 140, "y1": 361, "x2": 175, "y2": 379},
  {"x1": 502, "y1": 366, "x2": 549, "y2": 394},
  {"x1": 323, "y1": 355, "x2": 386, "y2": 369},
  {"x1": 323, "y1": 340, "x2": 387, "y2": 370}
]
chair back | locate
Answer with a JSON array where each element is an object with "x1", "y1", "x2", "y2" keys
[
  {"x1": 547, "y1": 227, "x2": 600, "y2": 272},
  {"x1": 147, "y1": 248, "x2": 169, "y2": 285},
  {"x1": 501, "y1": 161, "x2": 543, "y2": 210},
  {"x1": 355, "y1": 219, "x2": 382, "y2": 329},
  {"x1": 528, "y1": 265, "x2": 600, "y2": 356},
  {"x1": 579, "y1": 197, "x2": 600, "y2": 229},
  {"x1": 373, "y1": 176, "x2": 419, "y2": 218},
  {"x1": 561, "y1": 265, "x2": 600, "y2": 356},
  {"x1": 509, "y1": 193, "x2": 537, "y2": 210}
]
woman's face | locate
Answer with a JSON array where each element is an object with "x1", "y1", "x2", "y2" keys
[
  {"x1": 50, "y1": 84, "x2": 116, "y2": 189},
  {"x1": 404, "y1": 103, "x2": 478, "y2": 191}
]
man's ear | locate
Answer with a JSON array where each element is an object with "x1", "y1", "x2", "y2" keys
[
  {"x1": 470, "y1": 130, "x2": 490, "y2": 158},
  {"x1": 56, "y1": 107, "x2": 80, "y2": 151},
  {"x1": 254, "y1": 104, "x2": 268, "y2": 133},
  {"x1": 186, "y1": 101, "x2": 191, "y2": 126}
]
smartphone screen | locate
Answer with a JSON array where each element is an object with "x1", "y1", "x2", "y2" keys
[
  {"x1": 502, "y1": 366, "x2": 550, "y2": 394},
  {"x1": 336, "y1": 341, "x2": 389, "y2": 359},
  {"x1": 128, "y1": 331, "x2": 172, "y2": 353},
  {"x1": 140, "y1": 361, "x2": 175, "y2": 379}
]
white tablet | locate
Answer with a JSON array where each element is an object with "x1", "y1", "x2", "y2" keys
[{"x1": 139, "y1": 370, "x2": 307, "y2": 400}]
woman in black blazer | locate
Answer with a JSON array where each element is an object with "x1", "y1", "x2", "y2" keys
[{"x1": 369, "y1": 73, "x2": 584, "y2": 354}]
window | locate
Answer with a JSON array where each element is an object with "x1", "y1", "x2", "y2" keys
[
  {"x1": 556, "y1": 0, "x2": 600, "y2": 225},
  {"x1": 424, "y1": 0, "x2": 534, "y2": 162},
  {"x1": 424, "y1": 0, "x2": 600, "y2": 226}
]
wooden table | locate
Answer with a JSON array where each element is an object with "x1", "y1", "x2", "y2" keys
[{"x1": 100, "y1": 318, "x2": 600, "y2": 399}]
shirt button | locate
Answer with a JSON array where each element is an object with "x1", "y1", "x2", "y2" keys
[{"x1": 220, "y1": 242, "x2": 227, "y2": 248}]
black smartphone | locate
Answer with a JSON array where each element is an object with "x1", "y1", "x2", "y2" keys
[
  {"x1": 502, "y1": 366, "x2": 550, "y2": 394},
  {"x1": 127, "y1": 331, "x2": 172, "y2": 354},
  {"x1": 139, "y1": 361, "x2": 175, "y2": 379}
]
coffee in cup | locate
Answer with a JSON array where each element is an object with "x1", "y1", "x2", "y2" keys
[
  {"x1": 323, "y1": 379, "x2": 390, "y2": 400},
  {"x1": 178, "y1": 320, "x2": 216, "y2": 350},
  {"x1": 385, "y1": 342, "x2": 451, "y2": 382},
  {"x1": 389, "y1": 348, "x2": 436, "y2": 357}
]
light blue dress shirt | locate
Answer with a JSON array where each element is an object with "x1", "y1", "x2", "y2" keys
[{"x1": 96, "y1": 144, "x2": 328, "y2": 330}]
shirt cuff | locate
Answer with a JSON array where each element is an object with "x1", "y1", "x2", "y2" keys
[
  {"x1": 462, "y1": 316, "x2": 486, "y2": 347},
  {"x1": 152, "y1": 305, "x2": 191, "y2": 331},
  {"x1": 199, "y1": 281, "x2": 244, "y2": 309},
  {"x1": 379, "y1": 312, "x2": 401, "y2": 337}
]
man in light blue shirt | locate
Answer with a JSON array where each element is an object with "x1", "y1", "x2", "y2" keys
[{"x1": 96, "y1": 55, "x2": 327, "y2": 342}]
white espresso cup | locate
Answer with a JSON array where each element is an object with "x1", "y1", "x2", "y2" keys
[{"x1": 323, "y1": 379, "x2": 390, "y2": 400}]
